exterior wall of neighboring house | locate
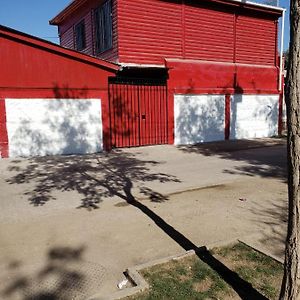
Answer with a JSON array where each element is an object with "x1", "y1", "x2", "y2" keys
[{"x1": 0, "y1": 26, "x2": 118, "y2": 158}]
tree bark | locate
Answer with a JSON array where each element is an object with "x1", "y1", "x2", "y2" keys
[{"x1": 280, "y1": 0, "x2": 300, "y2": 299}]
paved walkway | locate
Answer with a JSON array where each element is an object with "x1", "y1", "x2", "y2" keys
[{"x1": 0, "y1": 138, "x2": 287, "y2": 299}]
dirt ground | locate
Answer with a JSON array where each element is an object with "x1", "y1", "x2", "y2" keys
[{"x1": 0, "y1": 139, "x2": 287, "y2": 299}]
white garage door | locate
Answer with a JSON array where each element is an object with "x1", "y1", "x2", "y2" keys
[
  {"x1": 174, "y1": 95, "x2": 225, "y2": 145},
  {"x1": 5, "y1": 98, "x2": 103, "y2": 157},
  {"x1": 230, "y1": 95, "x2": 279, "y2": 139}
]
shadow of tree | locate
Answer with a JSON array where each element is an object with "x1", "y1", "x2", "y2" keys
[
  {"x1": 178, "y1": 139, "x2": 287, "y2": 180},
  {"x1": 248, "y1": 198, "x2": 288, "y2": 259},
  {"x1": 125, "y1": 194, "x2": 269, "y2": 299},
  {"x1": 230, "y1": 95, "x2": 279, "y2": 140},
  {"x1": 2, "y1": 245, "x2": 88, "y2": 300},
  {"x1": 6, "y1": 84, "x2": 103, "y2": 157},
  {"x1": 7, "y1": 150, "x2": 180, "y2": 209},
  {"x1": 6, "y1": 148, "x2": 271, "y2": 299},
  {"x1": 108, "y1": 76, "x2": 168, "y2": 149},
  {"x1": 174, "y1": 94, "x2": 226, "y2": 145}
]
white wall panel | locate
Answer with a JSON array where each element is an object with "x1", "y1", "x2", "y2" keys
[
  {"x1": 230, "y1": 95, "x2": 279, "y2": 139},
  {"x1": 5, "y1": 99, "x2": 103, "y2": 157},
  {"x1": 174, "y1": 95, "x2": 225, "y2": 145}
]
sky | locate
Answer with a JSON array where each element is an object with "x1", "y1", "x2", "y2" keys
[{"x1": 0, "y1": 0, "x2": 291, "y2": 50}]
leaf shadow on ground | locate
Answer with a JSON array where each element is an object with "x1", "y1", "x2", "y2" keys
[
  {"x1": 178, "y1": 139, "x2": 288, "y2": 265},
  {"x1": 6, "y1": 150, "x2": 180, "y2": 209},
  {"x1": 178, "y1": 139, "x2": 287, "y2": 181},
  {"x1": 6, "y1": 148, "x2": 272, "y2": 299},
  {"x1": 248, "y1": 199, "x2": 288, "y2": 258},
  {"x1": 2, "y1": 245, "x2": 88, "y2": 300}
]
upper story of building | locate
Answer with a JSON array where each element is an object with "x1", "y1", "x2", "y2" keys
[{"x1": 50, "y1": 0, "x2": 282, "y2": 67}]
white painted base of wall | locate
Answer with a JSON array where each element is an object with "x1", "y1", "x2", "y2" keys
[
  {"x1": 174, "y1": 94, "x2": 279, "y2": 145},
  {"x1": 230, "y1": 94, "x2": 279, "y2": 139},
  {"x1": 174, "y1": 94, "x2": 225, "y2": 145},
  {"x1": 5, "y1": 99, "x2": 103, "y2": 157}
]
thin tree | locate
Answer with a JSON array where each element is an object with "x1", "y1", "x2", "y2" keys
[{"x1": 280, "y1": 0, "x2": 300, "y2": 299}]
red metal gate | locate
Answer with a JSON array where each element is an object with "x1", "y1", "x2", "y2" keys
[{"x1": 109, "y1": 77, "x2": 168, "y2": 148}]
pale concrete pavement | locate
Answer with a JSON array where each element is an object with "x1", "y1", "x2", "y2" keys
[{"x1": 0, "y1": 138, "x2": 287, "y2": 299}]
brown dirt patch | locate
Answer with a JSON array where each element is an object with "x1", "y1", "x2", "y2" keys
[{"x1": 193, "y1": 278, "x2": 213, "y2": 292}]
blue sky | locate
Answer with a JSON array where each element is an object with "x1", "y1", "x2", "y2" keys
[
  {"x1": 0, "y1": 0, "x2": 290, "y2": 50},
  {"x1": 0, "y1": 0, "x2": 71, "y2": 43}
]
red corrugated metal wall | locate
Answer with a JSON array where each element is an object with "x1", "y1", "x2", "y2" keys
[
  {"x1": 118, "y1": 0, "x2": 183, "y2": 65},
  {"x1": 235, "y1": 14, "x2": 277, "y2": 65},
  {"x1": 117, "y1": 0, "x2": 279, "y2": 66},
  {"x1": 109, "y1": 78, "x2": 168, "y2": 148},
  {"x1": 184, "y1": 2, "x2": 234, "y2": 62},
  {"x1": 59, "y1": 0, "x2": 118, "y2": 62},
  {"x1": 57, "y1": 0, "x2": 279, "y2": 67}
]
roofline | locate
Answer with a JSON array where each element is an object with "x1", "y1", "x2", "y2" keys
[
  {"x1": 230, "y1": 0, "x2": 284, "y2": 12},
  {"x1": 50, "y1": 0, "x2": 87, "y2": 25},
  {"x1": 50, "y1": 0, "x2": 283, "y2": 26},
  {"x1": 0, "y1": 25, "x2": 119, "y2": 72},
  {"x1": 206, "y1": 0, "x2": 283, "y2": 15}
]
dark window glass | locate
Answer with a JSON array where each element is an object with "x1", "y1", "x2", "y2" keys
[
  {"x1": 95, "y1": 0, "x2": 112, "y2": 53},
  {"x1": 75, "y1": 20, "x2": 86, "y2": 51}
]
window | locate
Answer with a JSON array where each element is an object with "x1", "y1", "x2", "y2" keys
[
  {"x1": 75, "y1": 20, "x2": 86, "y2": 51},
  {"x1": 94, "y1": 0, "x2": 112, "y2": 53}
]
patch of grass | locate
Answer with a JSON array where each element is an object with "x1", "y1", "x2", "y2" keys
[
  {"x1": 213, "y1": 243, "x2": 283, "y2": 300},
  {"x1": 128, "y1": 243, "x2": 283, "y2": 300}
]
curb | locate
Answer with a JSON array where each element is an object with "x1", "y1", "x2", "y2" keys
[
  {"x1": 88, "y1": 250, "x2": 195, "y2": 300},
  {"x1": 87, "y1": 238, "x2": 240, "y2": 300},
  {"x1": 88, "y1": 235, "x2": 284, "y2": 300}
]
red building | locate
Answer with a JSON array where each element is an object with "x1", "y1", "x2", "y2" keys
[
  {"x1": 50, "y1": 0, "x2": 284, "y2": 148},
  {"x1": 0, "y1": 0, "x2": 284, "y2": 158}
]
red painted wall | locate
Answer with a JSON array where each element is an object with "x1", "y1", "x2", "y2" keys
[
  {"x1": 235, "y1": 14, "x2": 277, "y2": 65},
  {"x1": 184, "y1": 2, "x2": 235, "y2": 62},
  {"x1": 118, "y1": 0, "x2": 183, "y2": 65},
  {"x1": 0, "y1": 99, "x2": 8, "y2": 158},
  {"x1": 117, "y1": 0, "x2": 280, "y2": 66},
  {"x1": 55, "y1": 0, "x2": 280, "y2": 67},
  {"x1": 0, "y1": 35, "x2": 115, "y2": 96},
  {"x1": 59, "y1": 0, "x2": 118, "y2": 62},
  {"x1": 165, "y1": 59, "x2": 280, "y2": 144},
  {"x1": 166, "y1": 59, "x2": 279, "y2": 94},
  {"x1": 0, "y1": 26, "x2": 118, "y2": 153}
]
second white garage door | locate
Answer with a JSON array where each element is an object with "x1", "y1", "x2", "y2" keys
[
  {"x1": 230, "y1": 95, "x2": 279, "y2": 139},
  {"x1": 174, "y1": 94, "x2": 225, "y2": 145}
]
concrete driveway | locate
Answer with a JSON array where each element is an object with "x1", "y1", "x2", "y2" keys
[{"x1": 0, "y1": 138, "x2": 287, "y2": 299}]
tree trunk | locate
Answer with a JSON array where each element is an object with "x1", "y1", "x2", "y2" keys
[{"x1": 280, "y1": 0, "x2": 300, "y2": 299}]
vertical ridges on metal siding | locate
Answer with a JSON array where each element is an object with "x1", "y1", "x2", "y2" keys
[{"x1": 118, "y1": 0, "x2": 278, "y2": 66}]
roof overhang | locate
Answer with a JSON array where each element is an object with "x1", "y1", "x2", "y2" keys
[{"x1": 50, "y1": 0, "x2": 88, "y2": 25}]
